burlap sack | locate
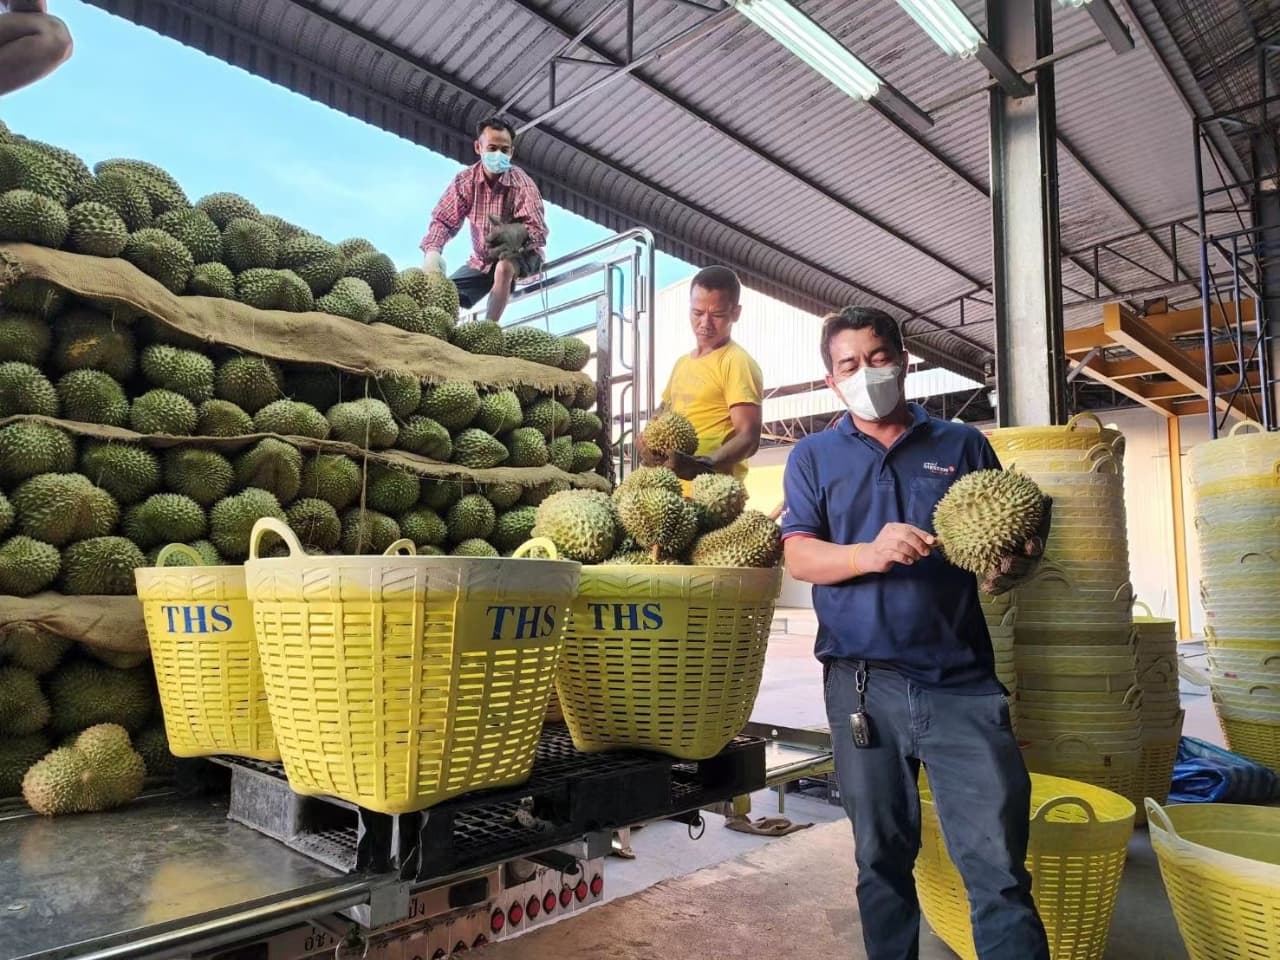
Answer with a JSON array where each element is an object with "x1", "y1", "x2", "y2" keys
[
  {"x1": 0, "y1": 594, "x2": 147, "y2": 654},
  {"x1": 0, "y1": 243, "x2": 594, "y2": 394}
]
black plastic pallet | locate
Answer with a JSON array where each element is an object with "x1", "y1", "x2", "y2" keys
[{"x1": 212, "y1": 725, "x2": 765, "y2": 883}]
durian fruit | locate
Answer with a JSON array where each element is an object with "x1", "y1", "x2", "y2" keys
[
  {"x1": 0, "y1": 310, "x2": 51, "y2": 365},
  {"x1": 399, "y1": 415, "x2": 452, "y2": 460},
  {"x1": 316, "y1": 277, "x2": 378, "y2": 323},
  {"x1": 0, "y1": 188, "x2": 69, "y2": 246},
  {"x1": 235, "y1": 267, "x2": 286, "y2": 310},
  {"x1": 95, "y1": 158, "x2": 187, "y2": 214},
  {"x1": 452, "y1": 539, "x2": 499, "y2": 558},
  {"x1": 0, "y1": 360, "x2": 59, "y2": 417},
  {"x1": 154, "y1": 207, "x2": 222, "y2": 264},
  {"x1": 123, "y1": 227, "x2": 195, "y2": 293},
  {"x1": 503, "y1": 326, "x2": 565, "y2": 367},
  {"x1": 368, "y1": 371, "x2": 421, "y2": 419},
  {"x1": 80, "y1": 169, "x2": 152, "y2": 230},
  {"x1": 326, "y1": 398, "x2": 399, "y2": 449},
  {"x1": 642, "y1": 411, "x2": 699, "y2": 458},
  {"x1": 614, "y1": 466, "x2": 682, "y2": 501},
  {"x1": 931, "y1": 469, "x2": 1046, "y2": 579},
  {"x1": 0, "y1": 143, "x2": 74, "y2": 202},
  {"x1": 421, "y1": 478, "x2": 464, "y2": 512},
  {"x1": 259, "y1": 214, "x2": 304, "y2": 241},
  {"x1": 0, "y1": 535, "x2": 62, "y2": 596},
  {"x1": 560, "y1": 338, "x2": 591, "y2": 372},
  {"x1": 688, "y1": 510, "x2": 782, "y2": 568},
  {"x1": 286, "y1": 498, "x2": 342, "y2": 551},
  {"x1": 234, "y1": 439, "x2": 303, "y2": 504},
  {"x1": 0, "y1": 623, "x2": 70, "y2": 675},
  {"x1": 56, "y1": 369, "x2": 129, "y2": 426},
  {"x1": 339, "y1": 237, "x2": 378, "y2": 259},
  {"x1": 343, "y1": 251, "x2": 397, "y2": 298},
  {"x1": 253, "y1": 399, "x2": 330, "y2": 439},
  {"x1": 521, "y1": 478, "x2": 570, "y2": 507},
  {"x1": 339, "y1": 508, "x2": 401, "y2": 554},
  {"x1": 276, "y1": 269, "x2": 316, "y2": 312},
  {"x1": 615, "y1": 488, "x2": 698, "y2": 560},
  {"x1": 52, "y1": 308, "x2": 136, "y2": 379},
  {"x1": 0, "y1": 666, "x2": 51, "y2": 735},
  {"x1": 0, "y1": 420, "x2": 76, "y2": 484},
  {"x1": 278, "y1": 235, "x2": 344, "y2": 295},
  {"x1": 451, "y1": 428, "x2": 509, "y2": 469},
  {"x1": 689, "y1": 474, "x2": 748, "y2": 531},
  {"x1": 419, "y1": 381, "x2": 481, "y2": 431},
  {"x1": 66, "y1": 201, "x2": 128, "y2": 257},
  {"x1": 398, "y1": 506, "x2": 448, "y2": 549},
  {"x1": 422, "y1": 307, "x2": 455, "y2": 341},
  {"x1": 452, "y1": 321, "x2": 504, "y2": 356},
  {"x1": 22, "y1": 723, "x2": 147, "y2": 815},
  {"x1": 423, "y1": 271, "x2": 461, "y2": 317},
  {"x1": 0, "y1": 732, "x2": 48, "y2": 796},
  {"x1": 524, "y1": 397, "x2": 571, "y2": 440},
  {"x1": 299, "y1": 453, "x2": 361, "y2": 510},
  {"x1": 133, "y1": 724, "x2": 175, "y2": 778},
  {"x1": 447, "y1": 494, "x2": 497, "y2": 543},
  {"x1": 215, "y1": 356, "x2": 283, "y2": 414},
  {"x1": 284, "y1": 367, "x2": 343, "y2": 411},
  {"x1": 4, "y1": 278, "x2": 66, "y2": 319},
  {"x1": 491, "y1": 505, "x2": 537, "y2": 553},
  {"x1": 188, "y1": 261, "x2": 236, "y2": 299},
  {"x1": 195, "y1": 192, "x2": 259, "y2": 229},
  {"x1": 223, "y1": 216, "x2": 279, "y2": 271},
  {"x1": 79, "y1": 441, "x2": 161, "y2": 504},
  {"x1": 163, "y1": 448, "x2": 235, "y2": 507},
  {"x1": 571, "y1": 441, "x2": 604, "y2": 473},
  {"x1": 474, "y1": 389, "x2": 523, "y2": 435},
  {"x1": 209, "y1": 488, "x2": 287, "y2": 561},
  {"x1": 60, "y1": 536, "x2": 147, "y2": 594},
  {"x1": 140, "y1": 344, "x2": 215, "y2": 402},
  {"x1": 47, "y1": 660, "x2": 154, "y2": 737},
  {"x1": 484, "y1": 482, "x2": 524, "y2": 510},
  {"x1": 570, "y1": 409, "x2": 603, "y2": 442},
  {"x1": 375, "y1": 293, "x2": 427, "y2": 333},
  {"x1": 0, "y1": 491, "x2": 10, "y2": 536},
  {"x1": 123, "y1": 493, "x2": 207, "y2": 549},
  {"x1": 129, "y1": 388, "x2": 198, "y2": 435},
  {"x1": 364, "y1": 464, "x2": 420, "y2": 515},
  {"x1": 532, "y1": 489, "x2": 618, "y2": 563},
  {"x1": 548, "y1": 436, "x2": 574, "y2": 472},
  {"x1": 504, "y1": 427, "x2": 550, "y2": 467},
  {"x1": 12, "y1": 473, "x2": 119, "y2": 546},
  {"x1": 196, "y1": 399, "x2": 254, "y2": 437}
]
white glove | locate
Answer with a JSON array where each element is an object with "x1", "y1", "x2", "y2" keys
[{"x1": 423, "y1": 251, "x2": 446, "y2": 275}]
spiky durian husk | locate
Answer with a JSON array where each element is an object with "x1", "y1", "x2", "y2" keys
[{"x1": 931, "y1": 469, "x2": 1044, "y2": 576}]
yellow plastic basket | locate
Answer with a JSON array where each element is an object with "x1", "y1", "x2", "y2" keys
[
  {"x1": 555, "y1": 564, "x2": 782, "y2": 760},
  {"x1": 1212, "y1": 704, "x2": 1280, "y2": 770},
  {"x1": 1133, "y1": 710, "x2": 1184, "y2": 824},
  {"x1": 1188, "y1": 419, "x2": 1280, "y2": 489},
  {"x1": 244, "y1": 522, "x2": 581, "y2": 814},
  {"x1": 915, "y1": 771, "x2": 1134, "y2": 960},
  {"x1": 988, "y1": 413, "x2": 1125, "y2": 456},
  {"x1": 134, "y1": 543, "x2": 279, "y2": 762},
  {"x1": 1146, "y1": 800, "x2": 1280, "y2": 960}
]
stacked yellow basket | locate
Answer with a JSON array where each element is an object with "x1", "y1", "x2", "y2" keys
[
  {"x1": 988, "y1": 414, "x2": 1141, "y2": 799},
  {"x1": 1132, "y1": 601, "x2": 1184, "y2": 821},
  {"x1": 1188, "y1": 421, "x2": 1280, "y2": 770},
  {"x1": 980, "y1": 593, "x2": 1018, "y2": 723}
]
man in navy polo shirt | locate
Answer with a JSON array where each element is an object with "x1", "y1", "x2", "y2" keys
[{"x1": 781, "y1": 307, "x2": 1050, "y2": 960}]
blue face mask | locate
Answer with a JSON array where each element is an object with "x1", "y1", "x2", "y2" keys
[{"x1": 481, "y1": 151, "x2": 512, "y2": 175}]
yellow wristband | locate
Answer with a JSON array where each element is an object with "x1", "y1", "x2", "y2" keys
[{"x1": 848, "y1": 543, "x2": 865, "y2": 578}]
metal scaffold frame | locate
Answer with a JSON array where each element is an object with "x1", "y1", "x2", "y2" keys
[{"x1": 1192, "y1": 38, "x2": 1280, "y2": 436}]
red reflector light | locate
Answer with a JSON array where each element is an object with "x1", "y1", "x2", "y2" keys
[
  {"x1": 559, "y1": 886, "x2": 573, "y2": 907},
  {"x1": 590, "y1": 874, "x2": 604, "y2": 897},
  {"x1": 527, "y1": 895, "x2": 541, "y2": 918},
  {"x1": 509, "y1": 902, "x2": 524, "y2": 925},
  {"x1": 543, "y1": 891, "x2": 557, "y2": 913},
  {"x1": 490, "y1": 909, "x2": 505, "y2": 933},
  {"x1": 574, "y1": 880, "x2": 588, "y2": 902}
]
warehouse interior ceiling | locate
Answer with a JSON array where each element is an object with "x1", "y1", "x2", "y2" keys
[{"x1": 83, "y1": 0, "x2": 1272, "y2": 387}]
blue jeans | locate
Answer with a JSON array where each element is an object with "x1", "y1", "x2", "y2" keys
[{"x1": 824, "y1": 659, "x2": 1049, "y2": 960}]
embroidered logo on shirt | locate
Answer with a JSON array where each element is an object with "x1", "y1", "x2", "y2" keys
[{"x1": 923, "y1": 461, "x2": 956, "y2": 476}]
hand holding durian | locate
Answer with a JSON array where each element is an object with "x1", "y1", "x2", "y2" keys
[{"x1": 931, "y1": 469, "x2": 1053, "y2": 597}]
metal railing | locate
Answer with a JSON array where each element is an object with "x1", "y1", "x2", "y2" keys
[{"x1": 465, "y1": 228, "x2": 657, "y2": 481}]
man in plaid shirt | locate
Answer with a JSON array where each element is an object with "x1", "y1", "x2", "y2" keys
[{"x1": 419, "y1": 116, "x2": 549, "y2": 324}]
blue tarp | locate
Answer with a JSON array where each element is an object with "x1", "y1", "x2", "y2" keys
[{"x1": 1167, "y1": 736, "x2": 1280, "y2": 805}]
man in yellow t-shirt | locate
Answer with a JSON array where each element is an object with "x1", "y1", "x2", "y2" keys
[{"x1": 640, "y1": 265, "x2": 764, "y2": 484}]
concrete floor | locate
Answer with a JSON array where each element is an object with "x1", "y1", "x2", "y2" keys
[{"x1": 485, "y1": 610, "x2": 1227, "y2": 959}]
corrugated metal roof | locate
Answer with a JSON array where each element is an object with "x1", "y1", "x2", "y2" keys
[{"x1": 83, "y1": 0, "x2": 1253, "y2": 382}]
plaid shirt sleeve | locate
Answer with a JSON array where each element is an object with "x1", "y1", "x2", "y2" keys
[
  {"x1": 509, "y1": 169, "x2": 548, "y2": 254},
  {"x1": 420, "y1": 169, "x2": 471, "y2": 254}
]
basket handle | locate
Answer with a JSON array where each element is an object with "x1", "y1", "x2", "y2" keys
[
  {"x1": 1247, "y1": 684, "x2": 1277, "y2": 696},
  {"x1": 1227, "y1": 419, "x2": 1264, "y2": 437},
  {"x1": 1132, "y1": 599, "x2": 1153, "y2": 618},
  {"x1": 1089, "y1": 457, "x2": 1120, "y2": 475},
  {"x1": 1239, "y1": 550, "x2": 1278, "y2": 566},
  {"x1": 1066, "y1": 412, "x2": 1104, "y2": 434},
  {"x1": 248, "y1": 517, "x2": 305, "y2": 560},
  {"x1": 154, "y1": 543, "x2": 205, "y2": 567},
  {"x1": 1050, "y1": 733, "x2": 1094, "y2": 754},
  {"x1": 384, "y1": 539, "x2": 417, "y2": 556},
  {"x1": 1000, "y1": 607, "x2": 1017, "y2": 628},
  {"x1": 1143, "y1": 799, "x2": 1177, "y2": 836},
  {"x1": 513, "y1": 537, "x2": 560, "y2": 559},
  {"x1": 1033, "y1": 795, "x2": 1098, "y2": 824}
]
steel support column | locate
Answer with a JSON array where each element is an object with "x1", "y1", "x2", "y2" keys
[
  {"x1": 1254, "y1": 132, "x2": 1280, "y2": 429},
  {"x1": 987, "y1": 0, "x2": 1067, "y2": 427}
]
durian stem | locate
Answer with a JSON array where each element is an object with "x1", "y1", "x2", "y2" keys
[{"x1": 649, "y1": 544, "x2": 661, "y2": 563}]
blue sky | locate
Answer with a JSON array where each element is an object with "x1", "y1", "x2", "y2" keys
[{"x1": 3, "y1": 1, "x2": 695, "y2": 329}]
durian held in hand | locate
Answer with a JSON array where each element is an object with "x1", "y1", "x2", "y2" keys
[{"x1": 930, "y1": 469, "x2": 1053, "y2": 597}]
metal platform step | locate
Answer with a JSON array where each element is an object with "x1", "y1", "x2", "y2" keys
[{"x1": 215, "y1": 725, "x2": 765, "y2": 884}]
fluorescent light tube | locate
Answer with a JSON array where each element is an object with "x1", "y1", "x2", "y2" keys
[
  {"x1": 896, "y1": 0, "x2": 982, "y2": 59},
  {"x1": 733, "y1": 0, "x2": 881, "y2": 100}
]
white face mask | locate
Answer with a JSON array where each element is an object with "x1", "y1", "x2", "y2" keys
[{"x1": 837, "y1": 365, "x2": 902, "y2": 422}]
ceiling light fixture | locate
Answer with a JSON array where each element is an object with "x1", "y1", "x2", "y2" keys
[
  {"x1": 1057, "y1": 0, "x2": 1134, "y2": 53},
  {"x1": 896, "y1": 0, "x2": 1032, "y2": 97},
  {"x1": 733, "y1": 0, "x2": 881, "y2": 101}
]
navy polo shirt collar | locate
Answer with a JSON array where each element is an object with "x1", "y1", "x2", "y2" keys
[{"x1": 836, "y1": 402, "x2": 932, "y2": 443}]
